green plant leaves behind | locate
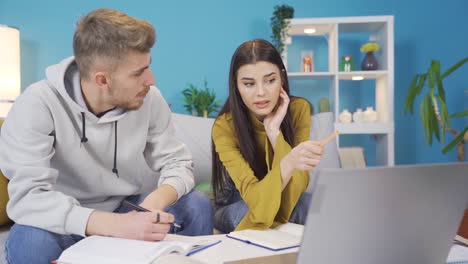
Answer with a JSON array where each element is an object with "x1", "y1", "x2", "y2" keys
[
  {"x1": 403, "y1": 75, "x2": 420, "y2": 114},
  {"x1": 181, "y1": 80, "x2": 221, "y2": 117},
  {"x1": 442, "y1": 127, "x2": 468, "y2": 154},
  {"x1": 404, "y1": 74, "x2": 427, "y2": 114},
  {"x1": 427, "y1": 60, "x2": 439, "y2": 97},
  {"x1": 420, "y1": 94, "x2": 432, "y2": 145},
  {"x1": 451, "y1": 110, "x2": 468, "y2": 118},
  {"x1": 270, "y1": 4, "x2": 294, "y2": 54},
  {"x1": 441, "y1": 57, "x2": 468, "y2": 79},
  {"x1": 405, "y1": 57, "x2": 467, "y2": 160}
]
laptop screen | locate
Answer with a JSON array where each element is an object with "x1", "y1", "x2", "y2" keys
[{"x1": 297, "y1": 163, "x2": 468, "y2": 264}]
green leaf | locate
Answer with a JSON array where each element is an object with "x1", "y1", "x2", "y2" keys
[
  {"x1": 439, "y1": 96, "x2": 450, "y2": 127},
  {"x1": 432, "y1": 60, "x2": 446, "y2": 102},
  {"x1": 425, "y1": 95, "x2": 434, "y2": 145},
  {"x1": 451, "y1": 110, "x2": 468, "y2": 118},
  {"x1": 404, "y1": 75, "x2": 420, "y2": 114},
  {"x1": 441, "y1": 57, "x2": 468, "y2": 79},
  {"x1": 415, "y1": 74, "x2": 427, "y2": 94},
  {"x1": 442, "y1": 127, "x2": 468, "y2": 154},
  {"x1": 419, "y1": 95, "x2": 429, "y2": 144},
  {"x1": 430, "y1": 106, "x2": 440, "y2": 142},
  {"x1": 428, "y1": 61, "x2": 437, "y2": 96}
]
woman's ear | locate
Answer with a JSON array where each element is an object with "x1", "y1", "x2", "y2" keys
[{"x1": 280, "y1": 68, "x2": 286, "y2": 85}]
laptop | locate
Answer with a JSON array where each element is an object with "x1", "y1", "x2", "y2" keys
[{"x1": 297, "y1": 162, "x2": 468, "y2": 264}]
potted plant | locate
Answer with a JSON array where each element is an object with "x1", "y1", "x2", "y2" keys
[
  {"x1": 404, "y1": 57, "x2": 468, "y2": 161},
  {"x1": 182, "y1": 84, "x2": 200, "y2": 116},
  {"x1": 182, "y1": 79, "x2": 221, "y2": 117},
  {"x1": 270, "y1": 4, "x2": 294, "y2": 54}
]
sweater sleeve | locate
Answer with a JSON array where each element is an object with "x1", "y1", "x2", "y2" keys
[
  {"x1": 144, "y1": 88, "x2": 195, "y2": 199},
  {"x1": 0, "y1": 90, "x2": 94, "y2": 236},
  {"x1": 275, "y1": 98, "x2": 311, "y2": 223},
  {"x1": 212, "y1": 119, "x2": 283, "y2": 230}
]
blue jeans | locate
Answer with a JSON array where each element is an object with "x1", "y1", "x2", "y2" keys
[
  {"x1": 5, "y1": 190, "x2": 213, "y2": 264},
  {"x1": 214, "y1": 192, "x2": 312, "y2": 233}
]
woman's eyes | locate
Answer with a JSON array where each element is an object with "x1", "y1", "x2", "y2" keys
[{"x1": 242, "y1": 78, "x2": 276, "y2": 88}]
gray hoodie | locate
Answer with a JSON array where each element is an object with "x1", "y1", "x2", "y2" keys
[{"x1": 0, "y1": 57, "x2": 194, "y2": 236}]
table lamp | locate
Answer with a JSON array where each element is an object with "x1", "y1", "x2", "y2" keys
[{"x1": 0, "y1": 25, "x2": 20, "y2": 119}]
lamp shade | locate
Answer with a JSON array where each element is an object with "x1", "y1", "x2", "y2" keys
[{"x1": 0, "y1": 25, "x2": 20, "y2": 118}]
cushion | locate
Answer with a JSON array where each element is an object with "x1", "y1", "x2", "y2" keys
[
  {"x1": 171, "y1": 113, "x2": 215, "y2": 185},
  {"x1": 307, "y1": 112, "x2": 341, "y2": 192},
  {"x1": 0, "y1": 174, "x2": 9, "y2": 226},
  {"x1": 0, "y1": 119, "x2": 11, "y2": 226}
]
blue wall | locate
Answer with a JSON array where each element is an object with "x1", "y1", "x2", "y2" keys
[{"x1": 1, "y1": 0, "x2": 467, "y2": 165}]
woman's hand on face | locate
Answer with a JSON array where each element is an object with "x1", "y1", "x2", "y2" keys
[{"x1": 263, "y1": 88, "x2": 290, "y2": 133}]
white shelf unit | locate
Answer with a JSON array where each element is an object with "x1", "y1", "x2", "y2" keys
[{"x1": 283, "y1": 15, "x2": 394, "y2": 166}]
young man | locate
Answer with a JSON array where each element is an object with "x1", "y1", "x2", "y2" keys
[{"x1": 0, "y1": 8, "x2": 213, "y2": 263}]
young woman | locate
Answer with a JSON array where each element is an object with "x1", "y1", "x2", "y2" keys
[{"x1": 211, "y1": 39, "x2": 323, "y2": 233}]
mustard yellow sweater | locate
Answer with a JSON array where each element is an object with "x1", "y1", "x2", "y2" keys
[{"x1": 212, "y1": 98, "x2": 311, "y2": 231}]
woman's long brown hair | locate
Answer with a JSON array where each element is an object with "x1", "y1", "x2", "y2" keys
[{"x1": 211, "y1": 39, "x2": 296, "y2": 205}]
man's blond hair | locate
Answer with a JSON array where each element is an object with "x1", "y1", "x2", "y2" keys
[{"x1": 73, "y1": 8, "x2": 155, "y2": 79}]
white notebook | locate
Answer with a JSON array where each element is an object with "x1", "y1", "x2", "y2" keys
[
  {"x1": 226, "y1": 223, "x2": 304, "y2": 251},
  {"x1": 58, "y1": 234, "x2": 220, "y2": 264},
  {"x1": 447, "y1": 245, "x2": 468, "y2": 264}
]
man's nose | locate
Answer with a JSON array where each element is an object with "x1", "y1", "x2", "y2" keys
[{"x1": 146, "y1": 69, "x2": 156, "y2": 86}]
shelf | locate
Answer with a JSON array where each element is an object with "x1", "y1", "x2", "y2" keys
[
  {"x1": 288, "y1": 72, "x2": 335, "y2": 80},
  {"x1": 287, "y1": 16, "x2": 393, "y2": 36},
  {"x1": 334, "y1": 122, "x2": 393, "y2": 134},
  {"x1": 287, "y1": 23, "x2": 334, "y2": 36},
  {"x1": 284, "y1": 16, "x2": 394, "y2": 166},
  {"x1": 338, "y1": 71, "x2": 387, "y2": 80}
]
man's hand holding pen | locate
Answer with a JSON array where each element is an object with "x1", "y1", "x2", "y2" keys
[{"x1": 112, "y1": 208, "x2": 175, "y2": 241}]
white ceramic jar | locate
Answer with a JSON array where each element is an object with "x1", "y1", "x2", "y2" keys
[
  {"x1": 363, "y1": 107, "x2": 377, "y2": 122},
  {"x1": 339, "y1": 109, "x2": 352, "y2": 123},
  {"x1": 353, "y1": 108, "x2": 363, "y2": 123}
]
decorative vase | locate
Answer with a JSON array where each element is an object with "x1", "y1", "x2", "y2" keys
[
  {"x1": 363, "y1": 107, "x2": 377, "y2": 122},
  {"x1": 340, "y1": 55, "x2": 355, "y2": 72},
  {"x1": 361, "y1": 52, "x2": 378, "y2": 71},
  {"x1": 318, "y1": 98, "x2": 331, "y2": 113},
  {"x1": 301, "y1": 50, "x2": 314, "y2": 72},
  {"x1": 339, "y1": 109, "x2": 352, "y2": 123},
  {"x1": 353, "y1": 108, "x2": 364, "y2": 123}
]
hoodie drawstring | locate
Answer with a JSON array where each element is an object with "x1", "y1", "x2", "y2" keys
[
  {"x1": 80, "y1": 112, "x2": 119, "y2": 177},
  {"x1": 112, "y1": 121, "x2": 119, "y2": 177},
  {"x1": 80, "y1": 112, "x2": 88, "y2": 143}
]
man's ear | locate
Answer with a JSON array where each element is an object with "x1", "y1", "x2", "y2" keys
[{"x1": 94, "y1": 71, "x2": 110, "y2": 90}]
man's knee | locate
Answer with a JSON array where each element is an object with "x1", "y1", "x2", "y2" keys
[
  {"x1": 6, "y1": 224, "x2": 63, "y2": 264},
  {"x1": 182, "y1": 190, "x2": 213, "y2": 214}
]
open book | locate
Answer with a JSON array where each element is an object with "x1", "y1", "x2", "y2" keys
[
  {"x1": 226, "y1": 222, "x2": 304, "y2": 251},
  {"x1": 58, "y1": 234, "x2": 221, "y2": 264}
]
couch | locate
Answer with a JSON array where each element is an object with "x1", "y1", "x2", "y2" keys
[
  {"x1": 171, "y1": 112, "x2": 340, "y2": 191},
  {"x1": 0, "y1": 112, "x2": 340, "y2": 263}
]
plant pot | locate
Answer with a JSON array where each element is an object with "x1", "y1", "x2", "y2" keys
[{"x1": 361, "y1": 51, "x2": 378, "y2": 71}]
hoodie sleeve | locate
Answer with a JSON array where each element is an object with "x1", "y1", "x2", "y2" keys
[
  {"x1": 144, "y1": 88, "x2": 195, "y2": 199},
  {"x1": 0, "y1": 88, "x2": 94, "y2": 236}
]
